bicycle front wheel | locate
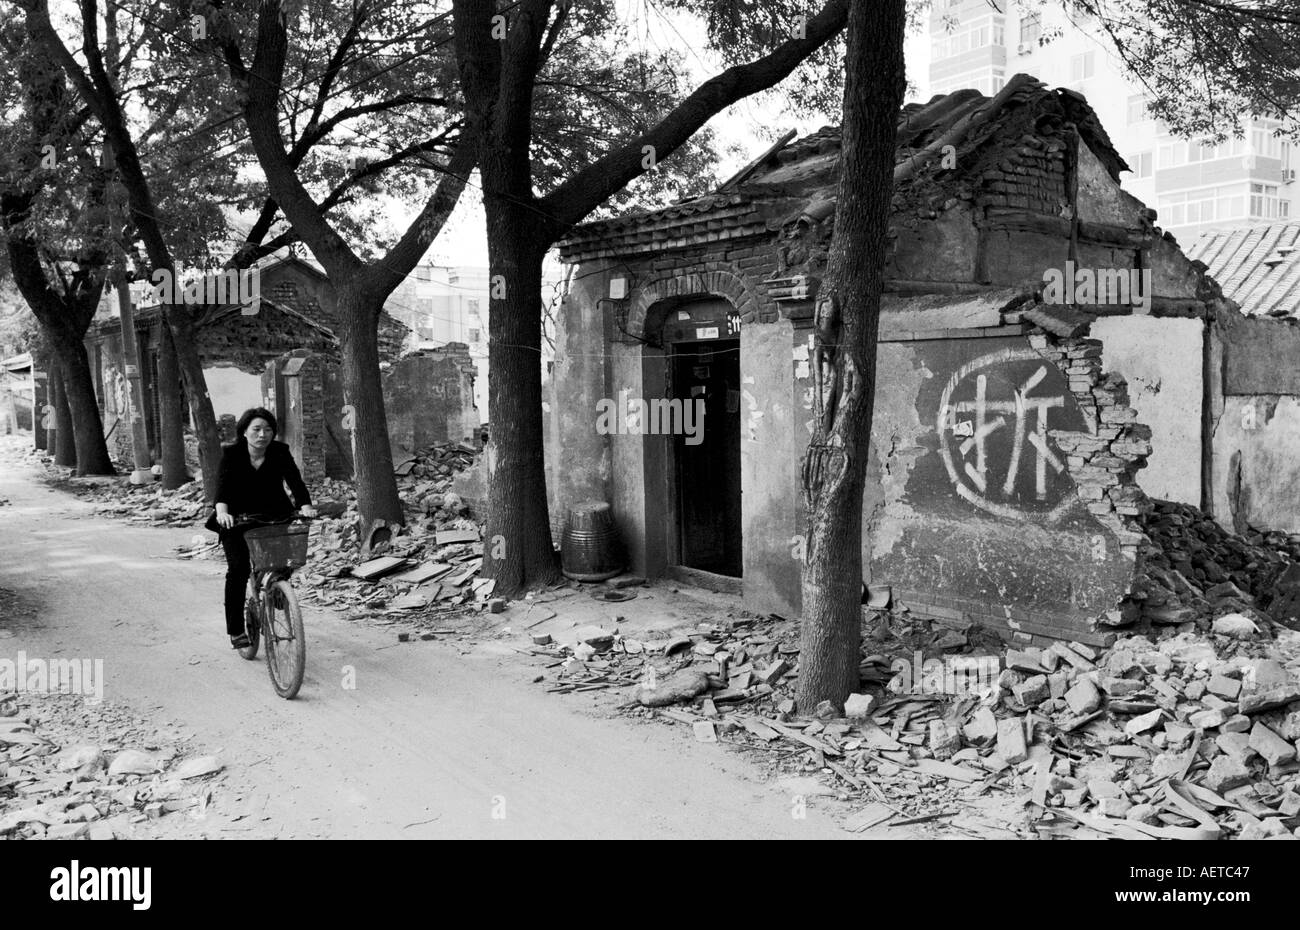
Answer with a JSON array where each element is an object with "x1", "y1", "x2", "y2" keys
[{"x1": 263, "y1": 579, "x2": 306, "y2": 699}]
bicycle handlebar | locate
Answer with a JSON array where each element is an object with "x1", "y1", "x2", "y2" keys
[{"x1": 232, "y1": 512, "x2": 316, "y2": 528}]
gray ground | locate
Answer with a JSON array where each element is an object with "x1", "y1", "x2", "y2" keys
[{"x1": 0, "y1": 444, "x2": 883, "y2": 839}]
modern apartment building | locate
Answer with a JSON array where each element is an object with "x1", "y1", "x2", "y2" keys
[
  {"x1": 927, "y1": 0, "x2": 1293, "y2": 245},
  {"x1": 386, "y1": 263, "x2": 491, "y2": 418},
  {"x1": 388, "y1": 261, "x2": 566, "y2": 422}
]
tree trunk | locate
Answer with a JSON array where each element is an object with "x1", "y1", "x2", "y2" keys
[
  {"x1": 796, "y1": 0, "x2": 906, "y2": 713},
  {"x1": 48, "y1": 328, "x2": 114, "y2": 475},
  {"x1": 114, "y1": 275, "x2": 152, "y2": 480},
  {"x1": 481, "y1": 219, "x2": 560, "y2": 597},
  {"x1": 32, "y1": 345, "x2": 50, "y2": 452},
  {"x1": 160, "y1": 305, "x2": 220, "y2": 501},
  {"x1": 49, "y1": 357, "x2": 75, "y2": 468},
  {"x1": 157, "y1": 323, "x2": 188, "y2": 489},
  {"x1": 338, "y1": 294, "x2": 405, "y2": 538}
]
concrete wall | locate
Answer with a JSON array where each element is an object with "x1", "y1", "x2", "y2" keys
[
  {"x1": 1091, "y1": 315, "x2": 1203, "y2": 505},
  {"x1": 204, "y1": 364, "x2": 263, "y2": 422},
  {"x1": 547, "y1": 261, "x2": 614, "y2": 545},
  {"x1": 383, "y1": 345, "x2": 479, "y2": 453},
  {"x1": 740, "y1": 319, "x2": 800, "y2": 619},
  {"x1": 1210, "y1": 313, "x2": 1300, "y2": 533},
  {"x1": 856, "y1": 334, "x2": 1144, "y2": 647}
]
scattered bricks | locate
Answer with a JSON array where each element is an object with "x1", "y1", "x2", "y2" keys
[
  {"x1": 1248, "y1": 659, "x2": 1290, "y2": 691},
  {"x1": 1126, "y1": 803, "x2": 1160, "y2": 824},
  {"x1": 963, "y1": 706, "x2": 998, "y2": 742},
  {"x1": 1249, "y1": 722, "x2": 1298, "y2": 766},
  {"x1": 1203, "y1": 694, "x2": 1235, "y2": 712},
  {"x1": 1190, "y1": 708, "x2": 1228, "y2": 730},
  {"x1": 1125, "y1": 709, "x2": 1163, "y2": 736},
  {"x1": 1099, "y1": 797, "x2": 1134, "y2": 818},
  {"x1": 1279, "y1": 792, "x2": 1300, "y2": 817},
  {"x1": 1061, "y1": 788, "x2": 1088, "y2": 807},
  {"x1": 756, "y1": 659, "x2": 790, "y2": 686},
  {"x1": 1185, "y1": 681, "x2": 1207, "y2": 701},
  {"x1": 1164, "y1": 722, "x2": 1193, "y2": 745},
  {"x1": 1240, "y1": 686, "x2": 1300, "y2": 716},
  {"x1": 1212, "y1": 614, "x2": 1259, "y2": 640},
  {"x1": 1088, "y1": 779, "x2": 1123, "y2": 799},
  {"x1": 1103, "y1": 678, "x2": 1146, "y2": 697},
  {"x1": 46, "y1": 823, "x2": 89, "y2": 840},
  {"x1": 1065, "y1": 678, "x2": 1103, "y2": 715},
  {"x1": 488, "y1": 598, "x2": 507, "y2": 614},
  {"x1": 1203, "y1": 756, "x2": 1253, "y2": 793},
  {"x1": 929, "y1": 720, "x2": 962, "y2": 760},
  {"x1": 1050, "y1": 641, "x2": 1096, "y2": 671},
  {"x1": 1207, "y1": 674, "x2": 1242, "y2": 700},
  {"x1": 997, "y1": 716, "x2": 1030, "y2": 764},
  {"x1": 1216, "y1": 732, "x2": 1257, "y2": 764},
  {"x1": 1006, "y1": 649, "x2": 1046, "y2": 674},
  {"x1": 1013, "y1": 675, "x2": 1051, "y2": 707},
  {"x1": 1048, "y1": 671, "x2": 1071, "y2": 700},
  {"x1": 1222, "y1": 715, "x2": 1252, "y2": 733},
  {"x1": 86, "y1": 823, "x2": 115, "y2": 841},
  {"x1": 693, "y1": 721, "x2": 718, "y2": 743},
  {"x1": 844, "y1": 693, "x2": 876, "y2": 720}
]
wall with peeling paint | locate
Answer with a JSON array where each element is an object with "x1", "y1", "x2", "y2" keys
[
  {"x1": 1213, "y1": 396, "x2": 1300, "y2": 534},
  {"x1": 855, "y1": 334, "x2": 1141, "y2": 647},
  {"x1": 740, "y1": 320, "x2": 800, "y2": 618},
  {"x1": 1210, "y1": 313, "x2": 1300, "y2": 534},
  {"x1": 1091, "y1": 315, "x2": 1203, "y2": 505}
]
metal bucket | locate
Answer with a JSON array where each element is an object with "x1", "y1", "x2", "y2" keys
[{"x1": 561, "y1": 501, "x2": 625, "y2": 582}]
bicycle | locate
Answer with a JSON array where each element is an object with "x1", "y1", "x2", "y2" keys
[{"x1": 234, "y1": 514, "x2": 314, "y2": 699}]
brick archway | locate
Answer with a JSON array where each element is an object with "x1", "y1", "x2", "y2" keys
[{"x1": 628, "y1": 270, "x2": 764, "y2": 338}]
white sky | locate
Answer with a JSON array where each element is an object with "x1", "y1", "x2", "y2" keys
[{"x1": 423, "y1": 7, "x2": 934, "y2": 267}]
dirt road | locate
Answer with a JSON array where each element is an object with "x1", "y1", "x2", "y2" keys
[{"x1": 0, "y1": 450, "x2": 869, "y2": 839}]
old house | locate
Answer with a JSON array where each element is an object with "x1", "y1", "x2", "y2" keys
[
  {"x1": 83, "y1": 255, "x2": 407, "y2": 467},
  {"x1": 549, "y1": 73, "x2": 1254, "y2": 649}
]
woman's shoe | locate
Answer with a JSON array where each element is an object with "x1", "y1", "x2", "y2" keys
[{"x1": 230, "y1": 633, "x2": 251, "y2": 649}]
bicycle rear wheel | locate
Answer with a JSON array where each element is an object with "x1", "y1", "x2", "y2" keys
[{"x1": 263, "y1": 580, "x2": 306, "y2": 699}]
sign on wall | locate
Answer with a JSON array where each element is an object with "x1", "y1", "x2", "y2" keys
[{"x1": 932, "y1": 345, "x2": 1086, "y2": 525}]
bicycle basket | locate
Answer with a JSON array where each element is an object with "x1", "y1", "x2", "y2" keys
[{"x1": 244, "y1": 522, "x2": 311, "y2": 572}]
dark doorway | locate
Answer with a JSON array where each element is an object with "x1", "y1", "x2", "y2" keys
[{"x1": 671, "y1": 338, "x2": 741, "y2": 577}]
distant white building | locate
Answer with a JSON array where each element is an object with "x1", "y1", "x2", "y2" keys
[
  {"x1": 386, "y1": 260, "x2": 565, "y2": 423},
  {"x1": 927, "y1": 0, "x2": 1294, "y2": 245}
]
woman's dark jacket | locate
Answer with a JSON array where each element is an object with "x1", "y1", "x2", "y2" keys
[{"x1": 203, "y1": 439, "x2": 311, "y2": 533}]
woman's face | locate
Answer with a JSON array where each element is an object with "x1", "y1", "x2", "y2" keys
[{"x1": 244, "y1": 418, "x2": 274, "y2": 452}]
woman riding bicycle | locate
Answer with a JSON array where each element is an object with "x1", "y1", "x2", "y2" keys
[{"x1": 204, "y1": 407, "x2": 316, "y2": 649}]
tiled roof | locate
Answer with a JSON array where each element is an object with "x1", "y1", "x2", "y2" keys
[
  {"x1": 558, "y1": 73, "x2": 1125, "y2": 260},
  {"x1": 1186, "y1": 222, "x2": 1300, "y2": 318}
]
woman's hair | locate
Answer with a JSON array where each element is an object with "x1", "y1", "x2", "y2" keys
[{"x1": 235, "y1": 407, "x2": 278, "y2": 439}]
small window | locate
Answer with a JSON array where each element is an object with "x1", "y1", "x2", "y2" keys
[
  {"x1": 1020, "y1": 11, "x2": 1041, "y2": 45},
  {"x1": 1129, "y1": 151, "x2": 1153, "y2": 178},
  {"x1": 1126, "y1": 95, "x2": 1148, "y2": 125},
  {"x1": 1070, "y1": 51, "x2": 1095, "y2": 82},
  {"x1": 468, "y1": 329, "x2": 481, "y2": 343}
]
